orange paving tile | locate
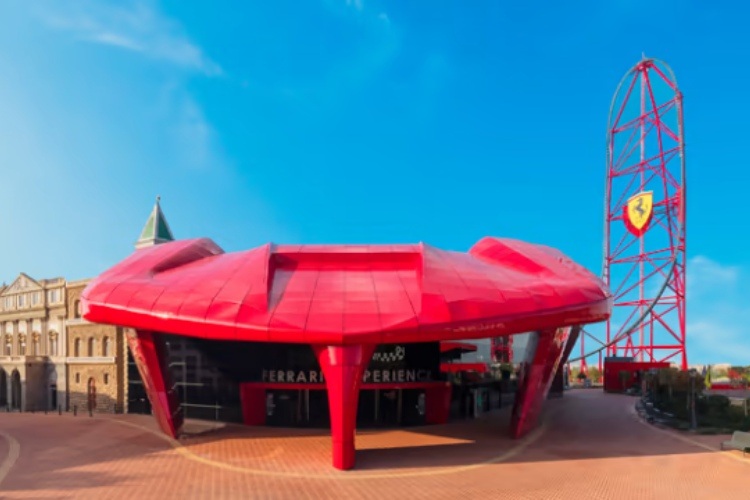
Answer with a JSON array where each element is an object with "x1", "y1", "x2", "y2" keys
[{"x1": 0, "y1": 390, "x2": 748, "y2": 499}]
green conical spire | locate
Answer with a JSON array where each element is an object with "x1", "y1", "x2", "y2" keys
[{"x1": 135, "y1": 196, "x2": 175, "y2": 249}]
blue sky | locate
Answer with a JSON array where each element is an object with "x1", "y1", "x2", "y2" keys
[{"x1": 0, "y1": 0, "x2": 746, "y2": 364}]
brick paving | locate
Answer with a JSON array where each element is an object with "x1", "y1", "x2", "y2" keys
[{"x1": 0, "y1": 390, "x2": 748, "y2": 499}]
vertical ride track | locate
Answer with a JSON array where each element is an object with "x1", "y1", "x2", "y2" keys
[{"x1": 571, "y1": 57, "x2": 687, "y2": 372}]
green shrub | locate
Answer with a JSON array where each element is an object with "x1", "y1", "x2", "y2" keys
[{"x1": 704, "y1": 394, "x2": 730, "y2": 410}]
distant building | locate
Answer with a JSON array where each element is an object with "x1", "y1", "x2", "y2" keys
[
  {"x1": 65, "y1": 280, "x2": 128, "y2": 413},
  {"x1": 0, "y1": 197, "x2": 176, "y2": 414},
  {"x1": 0, "y1": 274, "x2": 68, "y2": 411}
]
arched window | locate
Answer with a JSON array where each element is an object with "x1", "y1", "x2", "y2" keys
[
  {"x1": 104, "y1": 373, "x2": 109, "y2": 384},
  {"x1": 75, "y1": 373, "x2": 80, "y2": 383},
  {"x1": 74, "y1": 338, "x2": 81, "y2": 357},
  {"x1": 87, "y1": 338, "x2": 96, "y2": 357},
  {"x1": 74, "y1": 300, "x2": 81, "y2": 319},
  {"x1": 103, "y1": 337, "x2": 111, "y2": 357}
]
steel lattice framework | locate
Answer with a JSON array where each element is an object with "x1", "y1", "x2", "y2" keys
[
  {"x1": 578, "y1": 57, "x2": 687, "y2": 373},
  {"x1": 491, "y1": 336, "x2": 513, "y2": 363}
]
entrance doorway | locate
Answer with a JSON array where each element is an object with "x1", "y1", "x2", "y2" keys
[
  {"x1": 10, "y1": 370, "x2": 21, "y2": 410},
  {"x1": 363, "y1": 389, "x2": 426, "y2": 427},
  {"x1": 265, "y1": 390, "x2": 303, "y2": 427},
  {"x1": 49, "y1": 369, "x2": 58, "y2": 412},
  {"x1": 87, "y1": 378, "x2": 97, "y2": 412},
  {"x1": 50, "y1": 384, "x2": 58, "y2": 411},
  {"x1": 264, "y1": 388, "x2": 427, "y2": 428},
  {"x1": 0, "y1": 370, "x2": 6, "y2": 408}
]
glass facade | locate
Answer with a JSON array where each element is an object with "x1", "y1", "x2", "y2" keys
[{"x1": 127, "y1": 335, "x2": 441, "y2": 428}]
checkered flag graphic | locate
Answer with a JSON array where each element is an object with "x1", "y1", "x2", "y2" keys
[{"x1": 372, "y1": 346, "x2": 405, "y2": 363}]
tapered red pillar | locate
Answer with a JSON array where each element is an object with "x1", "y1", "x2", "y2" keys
[
  {"x1": 548, "y1": 369, "x2": 565, "y2": 399},
  {"x1": 127, "y1": 330, "x2": 183, "y2": 438},
  {"x1": 312, "y1": 344, "x2": 375, "y2": 470},
  {"x1": 548, "y1": 326, "x2": 581, "y2": 398},
  {"x1": 510, "y1": 327, "x2": 572, "y2": 438},
  {"x1": 239, "y1": 384, "x2": 266, "y2": 426}
]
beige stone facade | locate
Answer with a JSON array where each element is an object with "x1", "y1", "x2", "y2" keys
[
  {"x1": 0, "y1": 274, "x2": 130, "y2": 414},
  {"x1": 0, "y1": 274, "x2": 68, "y2": 411},
  {"x1": 65, "y1": 280, "x2": 128, "y2": 414},
  {"x1": 0, "y1": 198, "x2": 175, "y2": 415}
]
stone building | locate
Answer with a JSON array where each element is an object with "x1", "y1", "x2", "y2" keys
[
  {"x1": 65, "y1": 198, "x2": 174, "y2": 414},
  {"x1": 0, "y1": 197, "x2": 177, "y2": 415},
  {"x1": 65, "y1": 280, "x2": 128, "y2": 413},
  {"x1": 0, "y1": 274, "x2": 68, "y2": 411}
]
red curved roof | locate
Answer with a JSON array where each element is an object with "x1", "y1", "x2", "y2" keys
[
  {"x1": 440, "y1": 342, "x2": 478, "y2": 354},
  {"x1": 81, "y1": 237, "x2": 611, "y2": 344}
]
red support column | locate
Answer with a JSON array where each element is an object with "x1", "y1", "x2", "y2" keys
[
  {"x1": 312, "y1": 344, "x2": 375, "y2": 471},
  {"x1": 239, "y1": 384, "x2": 267, "y2": 426},
  {"x1": 126, "y1": 330, "x2": 183, "y2": 438},
  {"x1": 510, "y1": 327, "x2": 572, "y2": 438},
  {"x1": 425, "y1": 383, "x2": 452, "y2": 424},
  {"x1": 547, "y1": 369, "x2": 565, "y2": 399},
  {"x1": 548, "y1": 326, "x2": 581, "y2": 399}
]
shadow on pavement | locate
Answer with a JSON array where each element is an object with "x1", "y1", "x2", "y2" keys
[{"x1": 0, "y1": 389, "x2": 738, "y2": 491}]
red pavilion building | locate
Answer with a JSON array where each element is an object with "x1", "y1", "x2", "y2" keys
[{"x1": 81, "y1": 199, "x2": 611, "y2": 470}]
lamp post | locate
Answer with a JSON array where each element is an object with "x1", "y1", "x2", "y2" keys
[
  {"x1": 648, "y1": 368, "x2": 658, "y2": 403},
  {"x1": 689, "y1": 368, "x2": 698, "y2": 431}
]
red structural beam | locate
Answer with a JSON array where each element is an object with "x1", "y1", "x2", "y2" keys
[{"x1": 440, "y1": 362, "x2": 488, "y2": 373}]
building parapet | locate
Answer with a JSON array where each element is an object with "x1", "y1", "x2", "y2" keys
[
  {"x1": 65, "y1": 318, "x2": 90, "y2": 326},
  {"x1": 0, "y1": 355, "x2": 55, "y2": 363},
  {"x1": 0, "y1": 355, "x2": 25, "y2": 363},
  {"x1": 66, "y1": 356, "x2": 116, "y2": 364}
]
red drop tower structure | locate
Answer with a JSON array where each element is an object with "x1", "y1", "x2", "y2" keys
[
  {"x1": 491, "y1": 336, "x2": 513, "y2": 363},
  {"x1": 579, "y1": 56, "x2": 687, "y2": 373}
]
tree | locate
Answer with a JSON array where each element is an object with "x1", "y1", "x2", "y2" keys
[
  {"x1": 588, "y1": 367, "x2": 602, "y2": 383},
  {"x1": 658, "y1": 368, "x2": 679, "y2": 399}
]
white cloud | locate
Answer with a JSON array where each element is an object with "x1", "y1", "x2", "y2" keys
[
  {"x1": 572, "y1": 256, "x2": 749, "y2": 366},
  {"x1": 172, "y1": 93, "x2": 217, "y2": 170},
  {"x1": 345, "y1": 0, "x2": 364, "y2": 11},
  {"x1": 687, "y1": 255, "x2": 739, "y2": 297},
  {"x1": 333, "y1": 0, "x2": 391, "y2": 26},
  {"x1": 34, "y1": 1, "x2": 227, "y2": 172},
  {"x1": 687, "y1": 320, "x2": 750, "y2": 363},
  {"x1": 37, "y1": 0, "x2": 222, "y2": 76},
  {"x1": 684, "y1": 256, "x2": 748, "y2": 365}
]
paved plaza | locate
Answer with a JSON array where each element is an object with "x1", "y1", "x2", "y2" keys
[{"x1": 1, "y1": 390, "x2": 748, "y2": 499}]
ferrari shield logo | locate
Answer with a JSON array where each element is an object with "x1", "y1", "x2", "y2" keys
[{"x1": 624, "y1": 191, "x2": 653, "y2": 236}]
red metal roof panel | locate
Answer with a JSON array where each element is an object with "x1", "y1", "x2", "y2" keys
[{"x1": 81, "y1": 237, "x2": 611, "y2": 344}]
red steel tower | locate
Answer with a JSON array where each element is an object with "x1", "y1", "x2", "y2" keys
[
  {"x1": 577, "y1": 57, "x2": 687, "y2": 373},
  {"x1": 491, "y1": 336, "x2": 513, "y2": 364}
]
